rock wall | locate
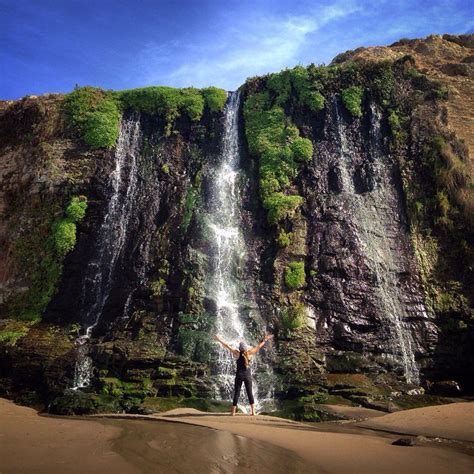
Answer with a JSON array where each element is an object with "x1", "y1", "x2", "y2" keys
[{"x1": 0, "y1": 35, "x2": 472, "y2": 415}]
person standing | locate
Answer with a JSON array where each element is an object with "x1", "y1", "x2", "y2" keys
[{"x1": 214, "y1": 334, "x2": 273, "y2": 416}]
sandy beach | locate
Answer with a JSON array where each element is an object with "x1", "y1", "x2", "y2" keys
[{"x1": 1, "y1": 398, "x2": 473, "y2": 473}]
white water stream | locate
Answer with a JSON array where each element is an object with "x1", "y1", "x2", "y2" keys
[
  {"x1": 72, "y1": 117, "x2": 141, "y2": 389},
  {"x1": 209, "y1": 91, "x2": 273, "y2": 411},
  {"x1": 333, "y1": 97, "x2": 420, "y2": 384}
]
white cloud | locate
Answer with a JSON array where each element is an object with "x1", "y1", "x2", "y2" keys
[{"x1": 135, "y1": 1, "x2": 361, "y2": 90}]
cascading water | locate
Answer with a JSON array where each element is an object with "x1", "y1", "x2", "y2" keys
[
  {"x1": 72, "y1": 117, "x2": 141, "y2": 389},
  {"x1": 209, "y1": 91, "x2": 273, "y2": 411},
  {"x1": 331, "y1": 96, "x2": 420, "y2": 384}
]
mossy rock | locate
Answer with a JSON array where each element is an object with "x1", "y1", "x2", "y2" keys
[
  {"x1": 325, "y1": 373, "x2": 375, "y2": 389},
  {"x1": 0, "y1": 320, "x2": 32, "y2": 347},
  {"x1": 140, "y1": 396, "x2": 230, "y2": 414},
  {"x1": 99, "y1": 377, "x2": 157, "y2": 399},
  {"x1": 326, "y1": 352, "x2": 380, "y2": 373},
  {"x1": 272, "y1": 396, "x2": 326, "y2": 422},
  {"x1": 49, "y1": 391, "x2": 122, "y2": 415},
  {"x1": 155, "y1": 366, "x2": 177, "y2": 380}
]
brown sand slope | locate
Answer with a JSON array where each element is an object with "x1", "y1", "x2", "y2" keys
[{"x1": 356, "y1": 402, "x2": 474, "y2": 442}]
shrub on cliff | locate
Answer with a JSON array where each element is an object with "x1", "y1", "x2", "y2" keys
[
  {"x1": 54, "y1": 196, "x2": 88, "y2": 256},
  {"x1": 201, "y1": 87, "x2": 228, "y2": 113},
  {"x1": 66, "y1": 85, "x2": 227, "y2": 145},
  {"x1": 53, "y1": 220, "x2": 77, "y2": 257},
  {"x1": 243, "y1": 89, "x2": 310, "y2": 225},
  {"x1": 266, "y1": 66, "x2": 325, "y2": 111},
  {"x1": 118, "y1": 86, "x2": 227, "y2": 134},
  {"x1": 10, "y1": 196, "x2": 88, "y2": 322},
  {"x1": 66, "y1": 195, "x2": 88, "y2": 221},
  {"x1": 64, "y1": 87, "x2": 120, "y2": 149},
  {"x1": 291, "y1": 137, "x2": 313, "y2": 162},
  {"x1": 341, "y1": 85, "x2": 363, "y2": 117},
  {"x1": 284, "y1": 261, "x2": 306, "y2": 290},
  {"x1": 264, "y1": 193, "x2": 303, "y2": 225},
  {"x1": 83, "y1": 102, "x2": 121, "y2": 148}
]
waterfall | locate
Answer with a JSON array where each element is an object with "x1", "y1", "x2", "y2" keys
[
  {"x1": 72, "y1": 117, "x2": 141, "y2": 389},
  {"x1": 209, "y1": 91, "x2": 273, "y2": 411},
  {"x1": 331, "y1": 96, "x2": 420, "y2": 384}
]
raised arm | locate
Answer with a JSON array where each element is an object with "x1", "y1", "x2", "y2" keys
[
  {"x1": 248, "y1": 334, "x2": 273, "y2": 355},
  {"x1": 214, "y1": 335, "x2": 239, "y2": 357}
]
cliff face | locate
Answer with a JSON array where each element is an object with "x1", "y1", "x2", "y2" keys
[{"x1": 0, "y1": 35, "x2": 472, "y2": 416}]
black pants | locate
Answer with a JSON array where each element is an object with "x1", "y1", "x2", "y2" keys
[{"x1": 233, "y1": 372, "x2": 254, "y2": 406}]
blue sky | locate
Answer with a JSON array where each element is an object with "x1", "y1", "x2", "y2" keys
[{"x1": 1, "y1": 0, "x2": 472, "y2": 99}]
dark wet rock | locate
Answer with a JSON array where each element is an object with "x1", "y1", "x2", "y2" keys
[
  {"x1": 49, "y1": 390, "x2": 123, "y2": 415},
  {"x1": 392, "y1": 438, "x2": 416, "y2": 446},
  {"x1": 429, "y1": 380, "x2": 462, "y2": 396}
]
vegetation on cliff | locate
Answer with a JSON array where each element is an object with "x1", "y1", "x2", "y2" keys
[
  {"x1": 64, "y1": 87, "x2": 120, "y2": 149},
  {"x1": 64, "y1": 85, "x2": 228, "y2": 148},
  {"x1": 9, "y1": 196, "x2": 88, "y2": 322},
  {"x1": 243, "y1": 90, "x2": 312, "y2": 226}
]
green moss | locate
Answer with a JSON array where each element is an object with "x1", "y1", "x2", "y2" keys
[
  {"x1": 66, "y1": 85, "x2": 226, "y2": 146},
  {"x1": 280, "y1": 303, "x2": 306, "y2": 330},
  {"x1": 243, "y1": 90, "x2": 309, "y2": 226},
  {"x1": 433, "y1": 284, "x2": 469, "y2": 315},
  {"x1": 264, "y1": 193, "x2": 303, "y2": 225},
  {"x1": 176, "y1": 312, "x2": 213, "y2": 363},
  {"x1": 0, "y1": 329, "x2": 28, "y2": 346},
  {"x1": 64, "y1": 87, "x2": 120, "y2": 148},
  {"x1": 341, "y1": 85, "x2": 363, "y2": 117},
  {"x1": 9, "y1": 196, "x2": 87, "y2": 322},
  {"x1": 150, "y1": 278, "x2": 166, "y2": 298},
  {"x1": 201, "y1": 87, "x2": 227, "y2": 113},
  {"x1": 99, "y1": 377, "x2": 157, "y2": 399},
  {"x1": 66, "y1": 195, "x2": 88, "y2": 221},
  {"x1": 284, "y1": 261, "x2": 306, "y2": 290},
  {"x1": 291, "y1": 137, "x2": 313, "y2": 162},
  {"x1": 277, "y1": 230, "x2": 293, "y2": 248},
  {"x1": 177, "y1": 327, "x2": 212, "y2": 363},
  {"x1": 181, "y1": 185, "x2": 200, "y2": 232},
  {"x1": 52, "y1": 220, "x2": 77, "y2": 256}
]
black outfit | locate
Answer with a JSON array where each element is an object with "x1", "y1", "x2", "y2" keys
[{"x1": 232, "y1": 351, "x2": 254, "y2": 406}]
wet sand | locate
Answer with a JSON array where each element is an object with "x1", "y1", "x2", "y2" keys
[
  {"x1": 0, "y1": 398, "x2": 131, "y2": 473},
  {"x1": 1, "y1": 398, "x2": 473, "y2": 473},
  {"x1": 0, "y1": 399, "x2": 311, "y2": 473}
]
